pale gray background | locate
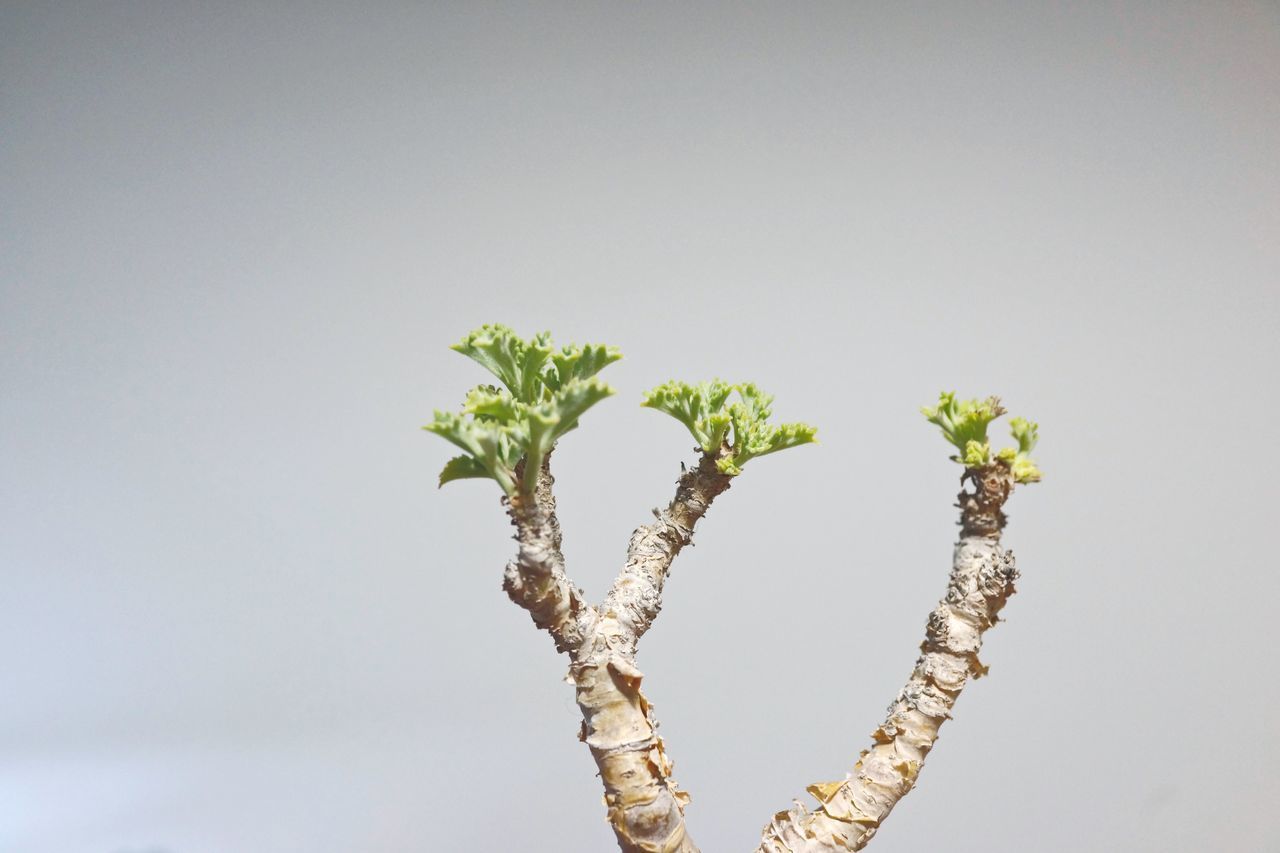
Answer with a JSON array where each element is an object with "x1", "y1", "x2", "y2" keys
[{"x1": 2, "y1": 3, "x2": 1277, "y2": 852}]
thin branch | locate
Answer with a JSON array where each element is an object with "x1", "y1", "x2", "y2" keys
[
  {"x1": 757, "y1": 465, "x2": 1021, "y2": 852},
  {"x1": 601, "y1": 452, "x2": 734, "y2": 654},
  {"x1": 502, "y1": 451, "x2": 598, "y2": 654}
]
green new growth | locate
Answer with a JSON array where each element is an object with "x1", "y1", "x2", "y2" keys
[
  {"x1": 424, "y1": 325, "x2": 1041, "y2": 853},
  {"x1": 424, "y1": 324, "x2": 621, "y2": 496},
  {"x1": 641, "y1": 379, "x2": 817, "y2": 475},
  {"x1": 921, "y1": 390, "x2": 1043, "y2": 483}
]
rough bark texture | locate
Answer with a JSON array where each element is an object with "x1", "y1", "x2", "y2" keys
[
  {"x1": 569, "y1": 652, "x2": 695, "y2": 853},
  {"x1": 757, "y1": 465, "x2": 1020, "y2": 852},
  {"x1": 603, "y1": 453, "x2": 734, "y2": 656},
  {"x1": 503, "y1": 455, "x2": 598, "y2": 654},
  {"x1": 505, "y1": 451, "x2": 732, "y2": 853}
]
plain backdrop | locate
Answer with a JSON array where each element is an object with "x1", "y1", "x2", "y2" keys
[{"x1": 3, "y1": 3, "x2": 1278, "y2": 852}]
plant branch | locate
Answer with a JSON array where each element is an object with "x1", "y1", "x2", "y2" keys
[
  {"x1": 570, "y1": 652, "x2": 699, "y2": 853},
  {"x1": 502, "y1": 451, "x2": 597, "y2": 654},
  {"x1": 563, "y1": 452, "x2": 732, "y2": 853},
  {"x1": 757, "y1": 465, "x2": 1021, "y2": 852},
  {"x1": 601, "y1": 452, "x2": 734, "y2": 655},
  {"x1": 499, "y1": 451, "x2": 717, "y2": 851}
]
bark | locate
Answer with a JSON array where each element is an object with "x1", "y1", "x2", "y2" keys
[
  {"x1": 603, "y1": 453, "x2": 734, "y2": 656},
  {"x1": 756, "y1": 465, "x2": 1021, "y2": 852},
  {"x1": 570, "y1": 651, "x2": 696, "y2": 853},
  {"x1": 503, "y1": 454, "x2": 598, "y2": 654},
  {"x1": 505, "y1": 451, "x2": 732, "y2": 853}
]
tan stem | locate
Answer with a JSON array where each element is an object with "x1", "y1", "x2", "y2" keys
[
  {"x1": 504, "y1": 452, "x2": 732, "y2": 852},
  {"x1": 602, "y1": 453, "x2": 733, "y2": 655},
  {"x1": 574, "y1": 453, "x2": 730, "y2": 853},
  {"x1": 757, "y1": 465, "x2": 1021, "y2": 852},
  {"x1": 502, "y1": 454, "x2": 597, "y2": 654},
  {"x1": 572, "y1": 652, "x2": 698, "y2": 853}
]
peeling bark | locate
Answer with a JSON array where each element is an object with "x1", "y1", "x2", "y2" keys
[
  {"x1": 503, "y1": 454, "x2": 598, "y2": 654},
  {"x1": 757, "y1": 465, "x2": 1021, "y2": 852},
  {"x1": 572, "y1": 653, "x2": 697, "y2": 853},
  {"x1": 502, "y1": 453, "x2": 1021, "y2": 852},
  {"x1": 602, "y1": 453, "x2": 733, "y2": 656},
  {"x1": 505, "y1": 451, "x2": 730, "y2": 853}
]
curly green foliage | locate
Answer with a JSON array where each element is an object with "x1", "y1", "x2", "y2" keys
[
  {"x1": 425, "y1": 409, "x2": 527, "y2": 494},
  {"x1": 544, "y1": 343, "x2": 623, "y2": 391},
  {"x1": 426, "y1": 326, "x2": 619, "y2": 496},
  {"x1": 642, "y1": 380, "x2": 816, "y2": 475},
  {"x1": 998, "y1": 416, "x2": 1042, "y2": 483},
  {"x1": 641, "y1": 380, "x2": 733, "y2": 452},
  {"x1": 921, "y1": 392, "x2": 1005, "y2": 450},
  {"x1": 923, "y1": 392, "x2": 1042, "y2": 483},
  {"x1": 451, "y1": 324, "x2": 555, "y2": 404}
]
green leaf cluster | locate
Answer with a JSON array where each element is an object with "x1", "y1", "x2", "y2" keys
[
  {"x1": 996, "y1": 417, "x2": 1042, "y2": 483},
  {"x1": 922, "y1": 391, "x2": 1042, "y2": 483},
  {"x1": 424, "y1": 325, "x2": 620, "y2": 495},
  {"x1": 641, "y1": 380, "x2": 817, "y2": 475}
]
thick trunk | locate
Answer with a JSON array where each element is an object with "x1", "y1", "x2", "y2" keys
[
  {"x1": 757, "y1": 465, "x2": 1020, "y2": 852},
  {"x1": 572, "y1": 647, "x2": 697, "y2": 853}
]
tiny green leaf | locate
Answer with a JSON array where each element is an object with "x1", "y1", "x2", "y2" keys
[
  {"x1": 733, "y1": 382, "x2": 774, "y2": 422},
  {"x1": 438, "y1": 455, "x2": 490, "y2": 487},
  {"x1": 423, "y1": 411, "x2": 522, "y2": 495},
  {"x1": 462, "y1": 385, "x2": 523, "y2": 422},
  {"x1": 923, "y1": 392, "x2": 1042, "y2": 483},
  {"x1": 519, "y1": 377, "x2": 616, "y2": 492},
  {"x1": 999, "y1": 416, "x2": 1042, "y2": 482},
  {"x1": 546, "y1": 377, "x2": 616, "y2": 437},
  {"x1": 1009, "y1": 416, "x2": 1039, "y2": 455},
  {"x1": 704, "y1": 411, "x2": 731, "y2": 455},
  {"x1": 545, "y1": 343, "x2": 623, "y2": 391},
  {"x1": 1009, "y1": 454, "x2": 1042, "y2": 484},
  {"x1": 962, "y1": 440, "x2": 992, "y2": 467},
  {"x1": 451, "y1": 324, "x2": 554, "y2": 403},
  {"x1": 721, "y1": 409, "x2": 818, "y2": 474},
  {"x1": 921, "y1": 392, "x2": 1005, "y2": 452},
  {"x1": 641, "y1": 379, "x2": 735, "y2": 452},
  {"x1": 644, "y1": 379, "x2": 815, "y2": 474}
]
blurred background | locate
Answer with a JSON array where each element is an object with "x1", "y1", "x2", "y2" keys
[{"x1": 2, "y1": 3, "x2": 1277, "y2": 851}]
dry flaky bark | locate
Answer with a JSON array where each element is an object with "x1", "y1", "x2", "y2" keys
[
  {"x1": 504, "y1": 450, "x2": 731, "y2": 853},
  {"x1": 757, "y1": 464, "x2": 1020, "y2": 852},
  {"x1": 498, "y1": 451, "x2": 1026, "y2": 853},
  {"x1": 435, "y1": 329, "x2": 1038, "y2": 851},
  {"x1": 502, "y1": 454, "x2": 596, "y2": 655}
]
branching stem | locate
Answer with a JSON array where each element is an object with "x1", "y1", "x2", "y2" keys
[
  {"x1": 757, "y1": 465, "x2": 1021, "y2": 852},
  {"x1": 603, "y1": 452, "x2": 734, "y2": 655},
  {"x1": 504, "y1": 449, "x2": 732, "y2": 852}
]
